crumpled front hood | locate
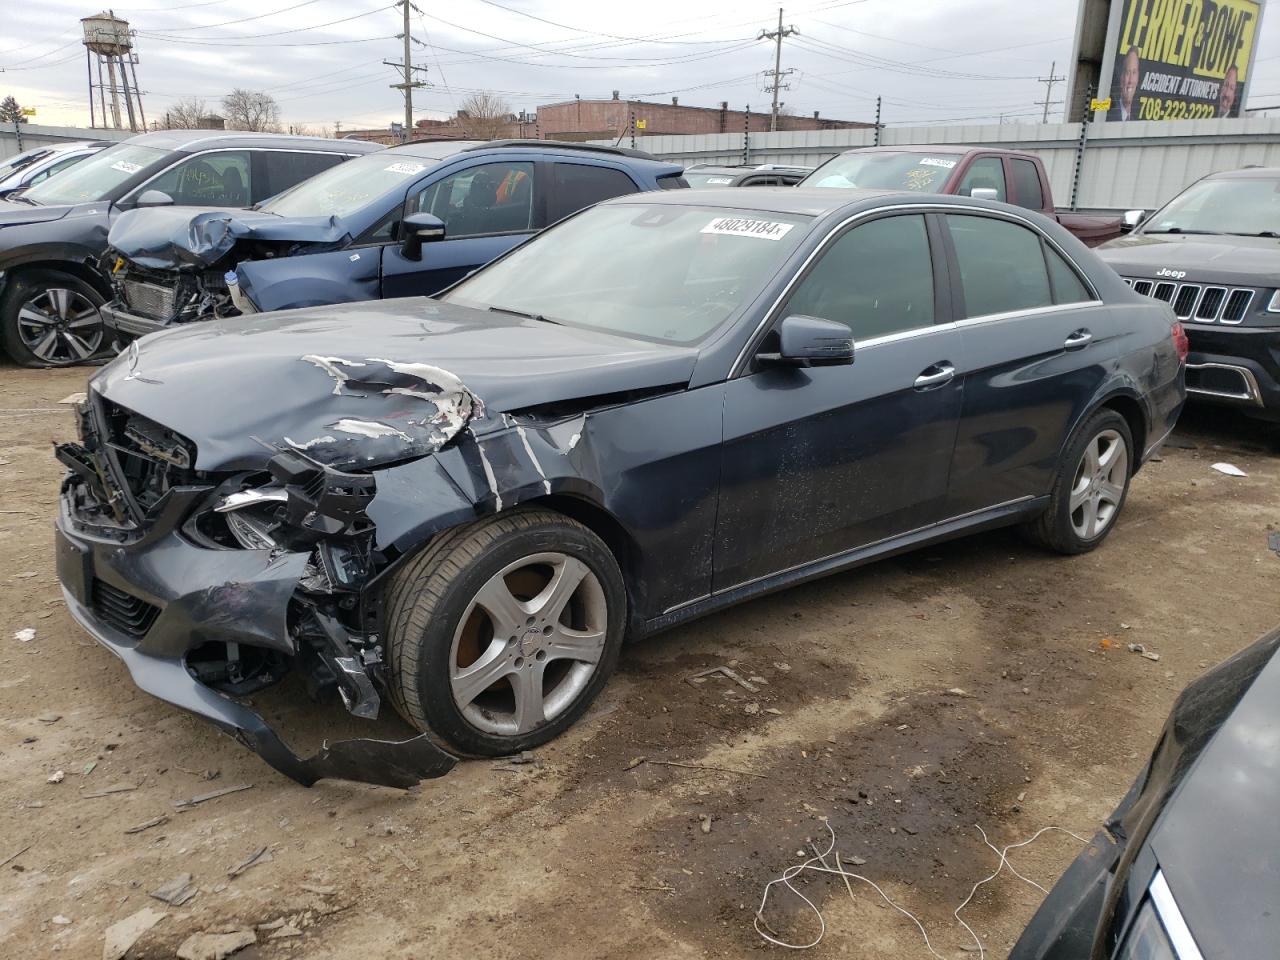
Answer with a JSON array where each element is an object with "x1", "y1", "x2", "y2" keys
[
  {"x1": 91, "y1": 297, "x2": 699, "y2": 471},
  {"x1": 109, "y1": 206, "x2": 350, "y2": 271},
  {"x1": 0, "y1": 199, "x2": 79, "y2": 228},
  {"x1": 1098, "y1": 232, "x2": 1280, "y2": 286}
]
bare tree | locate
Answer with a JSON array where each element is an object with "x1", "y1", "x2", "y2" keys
[
  {"x1": 287, "y1": 124, "x2": 332, "y2": 138},
  {"x1": 163, "y1": 97, "x2": 209, "y2": 129},
  {"x1": 221, "y1": 89, "x2": 281, "y2": 133},
  {"x1": 456, "y1": 91, "x2": 512, "y2": 140}
]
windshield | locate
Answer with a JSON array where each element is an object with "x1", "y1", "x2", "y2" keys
[
  {"x1": 21, "y1": 143, "x2": 166, "y2": 205},
  {"x1": 443, "y1": 203, "x2": 810, "y2": 344},
  {"x1": 1142, "y1": 178, "x2": 1280, "y2": 237},
  {"x1": 802, "y1": 151, "x2": 961, "y2": 193},
  {"x1": 685, "y1": 171, "x2": 740, "y2": 188},
  {"x1": 262, "y1": 151, "x2": 428, "y2": 218}
]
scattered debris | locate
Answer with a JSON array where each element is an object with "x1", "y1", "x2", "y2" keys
[
  {"x1": 47, "y1": 770, "x2": 64, "y2": 784},
  {"x1": 150, "y1": 874, "x2": 199, "y2": 907},
  {"x1": 14, "y1": 628, "x2": 35, "y2": 643},
  {"x1": 36, "y1": 713, "x2": 61, "y2": 724},
  {"x1": 83, "y1": 761, "x2": 97, "y2": 776},
  {"x1": 14, "y1": 571, "x2": 37, "y2": 579},
  {"x1": 625, "y1": 756, "x2": 647, "y2": 771},
  {"x1": 686, "y1": 665, "x2": 760, "y2": 693},
  {"x1": 1269, "y1": 531, "x2": 1280, "y2": 557},
  {"x1": 268, "y1": 924, "x2": 303, "y2": 940},
  {"x1": 765, "y1": 707, "x2": 783, "y2": 716},
  {"x1": 175, "y1": 928, "x2": 256, "y2": 960},
  {"x1": 52, "y1": 915, "x2": 72, "y2": 925},
  {"x1": 841, "y1": 855, "x2": 867, "y2": 866},
  {"x1": 743, "y1": 702, "x2": 760, "y2": 715},
  {"x1": 124, "y1": 815, "x2": 169, "y2": 835},
  {"x1": 773, "y1": 662, "x2": 791, "y2": 672},
  {"x1": 1211, "y1": 462, "x2": 1248, "y2": 477},
  {"x1": 102, "y1": 907, "x2": 167, "y2": 960},
  {"x1": 299, "y1": 884, "x2": 337, "y2": 896},
  {"x1": 173, "y1": 783, "x2": 253, "y2": 809},
  {"x1": 59, "y1": 392, "x2": 88, "y2": 405},
  {"x1": 84, "y1": 783, "x2": 138, "y2": 799},
  {"x1": 944, "y1": 688, "x2": 972, "y2": 698},
  {"x1": 227, "y1": 845, "x2": 272, "y2": 878},
  {"x1": 507, "y1": 751, "x2": 537, "y2": 765},
  {"x1": 636, "y1": 758, "x2": 769, "y2": 779},
  {"x1": 700, "y1": 815, "x2": 713, "y2": 835},
  {"x1": 1127, "y1": 643, "x2": 1162, "y2": 662},
  {"x1": 0, "y1": 844, "x2": 31, "y2": 868}
]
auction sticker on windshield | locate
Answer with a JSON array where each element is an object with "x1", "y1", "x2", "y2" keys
[
  {"x1": 918, "y1": 157, "x2": 957, "y2": 168},
  {"x1": 110, "y1": 160, "x2": 143, "y2": 174},
  {"x1": 701, "y1": 216, "x2": 796, "y2": 240},
  {"x1": 385, "y1": 162, "x2": 426, "y2": 175}
]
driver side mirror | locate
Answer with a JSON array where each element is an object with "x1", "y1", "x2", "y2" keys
[
  {"x1": 1121, "y1": 209, "x2": 1146, "y2": 232},
  {"x1": 969, "y1": 187, "x2": 1000, "y2": 201},
  {"x1": 400, "y1": 212, "x2": 446, "y2": 261},
  {"x1": 134, "y1": 189, "x2": 175, "y2": 209},
  {"x1": 760, "y1": 315, "x2": 854, "y2": 367}
]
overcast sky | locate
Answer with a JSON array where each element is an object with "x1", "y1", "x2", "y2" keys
[{"x1": 2, "y1": 0, "x2": 1278, "y2": 132}]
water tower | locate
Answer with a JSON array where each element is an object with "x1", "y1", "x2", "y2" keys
[{"x1": 82, "y1": 11, "x2": 145, "y2": 131}]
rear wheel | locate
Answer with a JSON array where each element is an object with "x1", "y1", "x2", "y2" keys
[
  {"x1": 1022, "y1": 408, "x2": 1133, "y2": 555},
  {"x1": 384, "y1": 509, "x2": 626, "y2": 757},
  {"x1": 0, "y1": 269, "x2": 106, "y2": 367}
]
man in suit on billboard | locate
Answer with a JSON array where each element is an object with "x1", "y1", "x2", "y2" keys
[{"x1": 1108, "y1": 47, "x2": 1141, "y2": 121}]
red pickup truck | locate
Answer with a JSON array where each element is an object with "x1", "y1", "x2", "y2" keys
[{"x1": 801, "y1": 145, "x2": 1122, "y2": 246}]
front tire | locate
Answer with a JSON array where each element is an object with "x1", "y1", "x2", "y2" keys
[
  {"x1": 384, "y1": 508, "x2": 626, "y2": 757},
  {"x1": 0, "y1": 269, "x2": 107, "y2": 368},
  {"x1": 1022, "y1": 408, "x2": 1133, "y2": 555}
]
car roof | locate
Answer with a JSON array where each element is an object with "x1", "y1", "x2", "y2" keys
[
  {"x1": 604, "y1": 186, "x2": 899, "y2": 216},
  {"x1": 121, "y1": 130, "x2": 383, "y2": 154},
  {"x1": 832, "y1": 144, "x2": 1035, "y2": 160},
  {"x1": 385, "y1": 137, "x2": 683, "y2": 172},
  {"x1": 1207, "y1": 166, "x2": 1280, "y2": 179}
]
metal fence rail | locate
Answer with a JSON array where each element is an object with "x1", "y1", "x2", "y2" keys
[{"x1": 593, "y1": 117, "x2": 1280, "y2": 213}]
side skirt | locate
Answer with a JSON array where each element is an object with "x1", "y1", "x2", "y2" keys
[{"x1": 638, "y1": 496, "x2": 1049, "y2": 638}]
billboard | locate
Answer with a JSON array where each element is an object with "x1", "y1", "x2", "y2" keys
[{"x1": 1066, "y1": 0, "x2": 1268, "y2": 121}]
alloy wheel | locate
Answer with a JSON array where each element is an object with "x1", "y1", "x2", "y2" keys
[
  {"x1": 17, "y1": 287, "x2": 104, "y2": 365},
  {"x1": 1069, "y1": 428, "x2": 1128, "y2": 539},
  {"x1": 449, "y1": 552, "x2": 609, "y2": 736}
]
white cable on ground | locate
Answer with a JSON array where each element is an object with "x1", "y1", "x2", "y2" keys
[{"x1": 754, "y1": 820, "x2": 1089, "y2": 955}]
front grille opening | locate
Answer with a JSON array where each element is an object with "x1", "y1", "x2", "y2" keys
[
  {"x1": 1195, "y1": 287, "x2": 1226, "y2": 320},
  {"x1": 187, "y1": 640, "x2": 287, "y2": 696},
  {"x1": 1172, "y1": 284, "x2": 1201, "y2": 319},
  {"x1": 91, "y1": 580, "x2": 160, "y2": 638},
  {"x1": 1222, "y1": 289, "x2": 1253, "y2": 324},
  {"x1": 1152, "y1": 282, "x2": 1176, "y2": 302},
  {"x1": 1132, "y1": 280, "x2": 1154, "y2": 296}
]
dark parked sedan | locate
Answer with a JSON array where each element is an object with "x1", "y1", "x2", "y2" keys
[
  {"x1": 1012, "y1": 625, "x2": 1280, "y2": 960},
  {"x1": 54, "y1": 189, "x2": 1185, "y2": 787}
]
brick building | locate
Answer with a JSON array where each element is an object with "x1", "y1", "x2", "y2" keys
[{"x1": 531, "y1": 93, "x2": 870, "y2": 140}]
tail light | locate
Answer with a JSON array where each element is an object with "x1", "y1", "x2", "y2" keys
[{"x1": 1171, "y1": 321, "x2": 1189, "y2": 364}]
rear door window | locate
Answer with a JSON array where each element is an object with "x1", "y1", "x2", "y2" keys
[
  {"x1": 548, "y1": 163, "x2": 639, "y2": 222},
  {"x1": 955, "y1": 157, "x2": 1006, "y2": 201},
  {"x1": 414, "y1": 161, "x2": 536, "y2": 238},
  {"x1": 146, "y1": 150, "x2": 252, "y2": 207},
  {"x1": 1046, "y1": 246, "x2": 1092, "y2": 304},
  {"x1": 1009, "y1": 159, "x2": 1045, "y2": 211},
  {"x1": 947, "y1": 214, "x2": 1052, "y2": 317},
  {"x1": 258, "y1": 151, "x2": 345, "y2": 203},
  {"x1": 784, "y1": 213, "x2": 935, "y2": 340}
]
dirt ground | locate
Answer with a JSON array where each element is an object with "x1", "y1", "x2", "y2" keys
[{"x1": 2, "y1": 365, "x2": 1278, "y2": 960}]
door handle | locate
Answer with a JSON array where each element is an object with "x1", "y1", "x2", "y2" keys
[
  {"x1": 913, "y1": 362, "x2": 956, "y2": 390},
  {"x1": 1064, "y1": 329, "x2": 1093, "y2": 350}
]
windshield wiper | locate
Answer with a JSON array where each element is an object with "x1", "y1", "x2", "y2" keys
[
  {"x1": 1223, "y1": 230, "x2": 1280, "y2": 238},
  {"x1": 487, "y1": 305, "x2": 560, "y2": 324},
  {"x1": 1142, "y1": 227, "x2": 1220, "y2": 235},
  {"x1": 6, "y1": 193, "x2": 38, "y2": 206}
]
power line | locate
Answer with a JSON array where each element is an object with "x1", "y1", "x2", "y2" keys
[
  {"x1": 759, "y1": 7, "x2": 797, "y2": 131},
  {"x1": 138, "y1": 3, "x2": 396, "y2": 42},
  {"x1": 141, "y1": 0, "x2": 329, "y2": 33}
]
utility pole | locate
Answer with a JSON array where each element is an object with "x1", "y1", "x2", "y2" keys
[
  {"x1": 759, "y1": 8, "x2": 796, "y2": 133},
  {"x1": 1036, "y1": 60, "x2": 1066, "y2": 124},
  {"x1": 385, "y1": 0, "x2": 427, "y2": 137}
]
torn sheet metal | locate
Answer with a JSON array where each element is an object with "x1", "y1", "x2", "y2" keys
[{"x1": 108, "y1": 207, "x2": 350, "y2": 271}]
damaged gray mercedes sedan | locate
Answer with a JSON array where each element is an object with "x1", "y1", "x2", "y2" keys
[{"x1": 54, "y1": 188, "x2": 1185, "y2": 787}]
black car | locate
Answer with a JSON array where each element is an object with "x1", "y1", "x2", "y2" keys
[
  {"x1": 101, "y1": 140, "x2": 687, "y2": 339},
  {"x1": 1097, "y1": 166, "x2": 1280, "y2": 420},
  {"x1": 684, "y1": 163, "x2": 812, "y2": 188},
  {"x1": 54, "y1": 188, "x2": 1185, "y2": 787},
  {"x1": 0, "y1": 130, "x2": 379, "y2": 367},
  {"x1": 1012, "y1": 625, "x2": 1280, "y2": 960}
]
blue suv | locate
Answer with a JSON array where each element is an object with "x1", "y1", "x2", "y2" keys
[{"x1": 102, "y1": 139, "x2": 687, "y2": 338}]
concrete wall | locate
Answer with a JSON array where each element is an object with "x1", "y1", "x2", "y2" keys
[
  {"x1": 0, "y1": 123, "x2": 132, "y2": 160},
  {"x1": 595, "y1": 117, "x2": 1280, "y2": 212}
]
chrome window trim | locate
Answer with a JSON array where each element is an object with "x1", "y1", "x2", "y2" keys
[
  {"x1": 954, "y1": 300, "x2": 1103, "y2": 328},
  {"x1": 1149, "y1": 870, "x2": 1205, "y2": 960},
  {"x1": 121, "y1": 146, "x2": 359, "y2": 205},
  {"x1": 729, "y1": 201, "x2": 1101, "y2": 378},
  {"x1": 1185, "y1": 361, "x2": 1265, "y2": 406}
]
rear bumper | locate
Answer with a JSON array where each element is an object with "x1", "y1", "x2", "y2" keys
[
  {"x1": 54, "y1": 486, "x2": 456, "y2": 788},
  {"x1": 101, "y1": 300, "x2": 170, "y2": 339},
  {"x1": 1183, "y1": 325, "x2": 1280, "y2": 417}
]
